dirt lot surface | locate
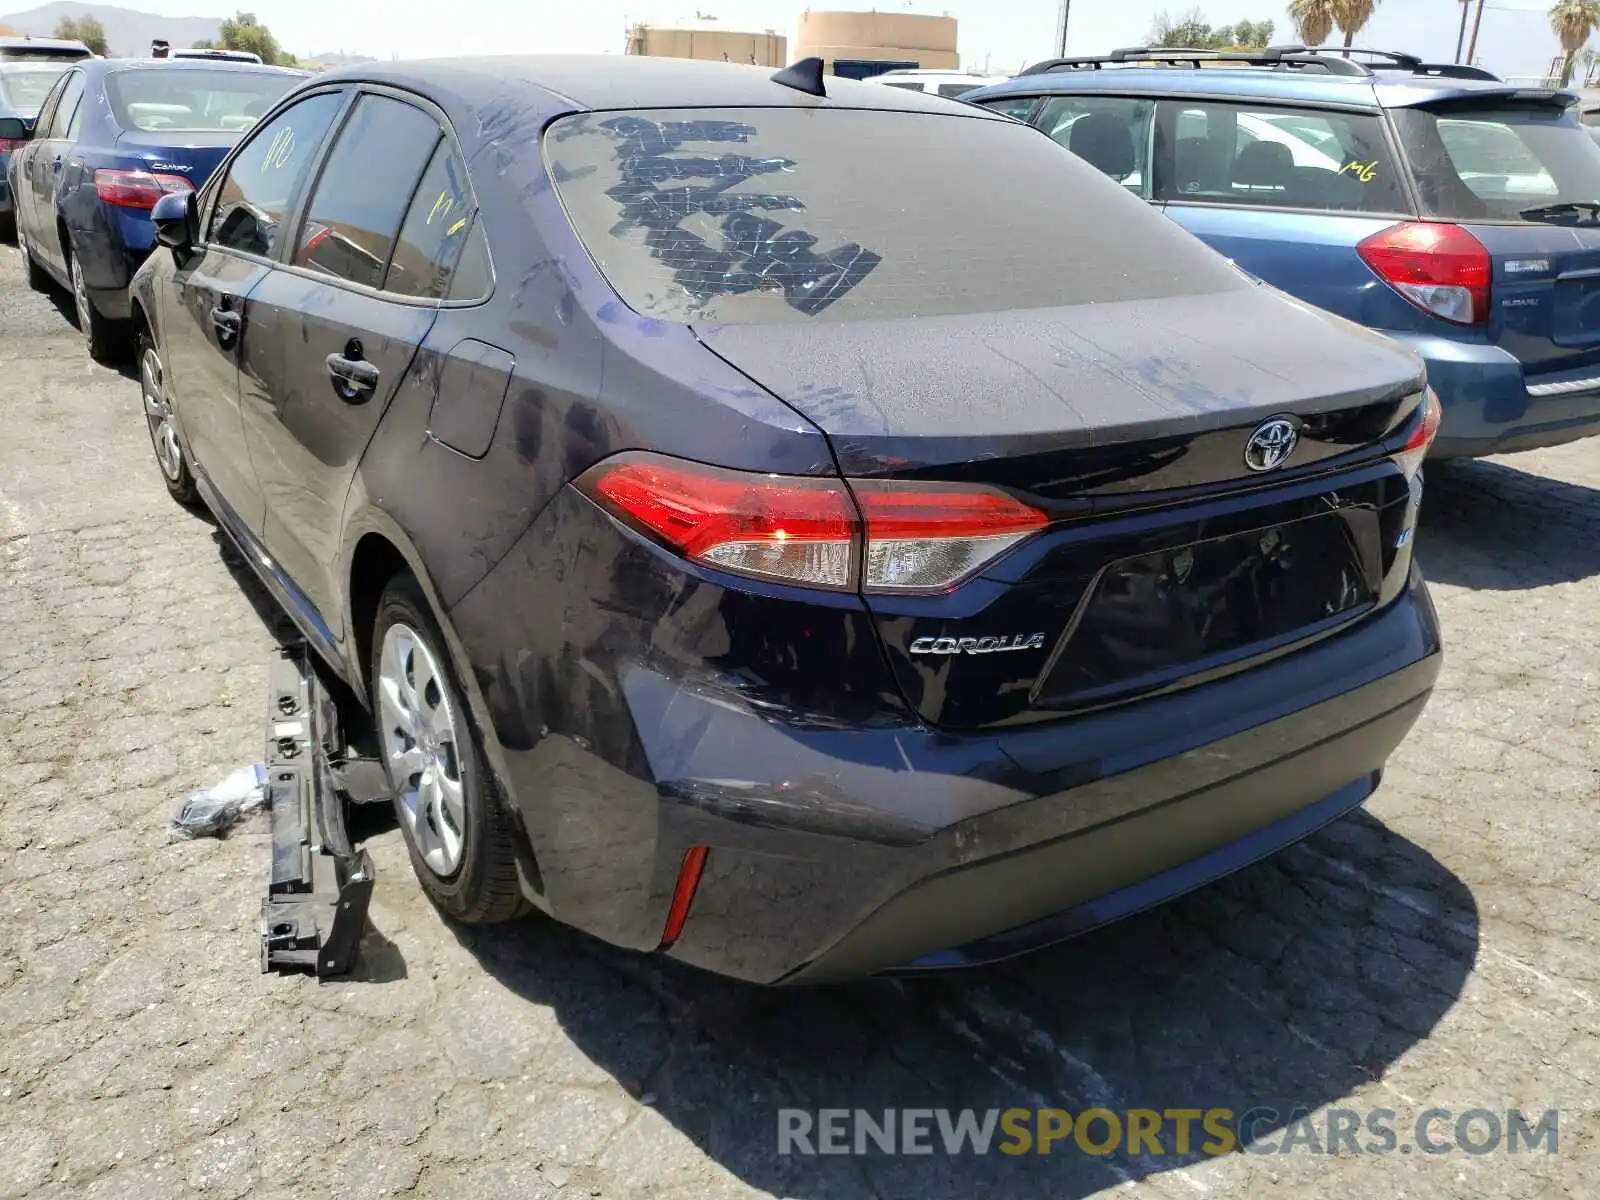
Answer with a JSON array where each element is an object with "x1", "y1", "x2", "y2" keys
[{"x1": 1, "y1": 243, "x2": 1597, "y2": 1199}]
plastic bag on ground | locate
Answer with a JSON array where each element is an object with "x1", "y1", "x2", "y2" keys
[{"x1": 169, "y1": 763, "x2": 270, "y2": 839}]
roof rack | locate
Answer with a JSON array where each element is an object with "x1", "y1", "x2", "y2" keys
[{"x1": 1019, "y1": 45, "x2": 1502, "y2": 82}]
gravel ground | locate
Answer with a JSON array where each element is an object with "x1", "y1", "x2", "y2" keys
[{"x1": 0, "y1": 239, "x2": 1596, "y2": 1200}]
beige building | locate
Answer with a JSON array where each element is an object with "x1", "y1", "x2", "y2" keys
[
  {"x1": 626, "y1": 21, "x2": 787, "y2": 67},
  {"x1": 793, "y1": 10, "x2": 958, "y2": 75}
]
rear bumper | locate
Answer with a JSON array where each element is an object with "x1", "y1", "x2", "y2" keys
[
  {"x1": 1386, "y1": 331, "x2": 1600, "y2": 457},
  {"x1": 623, "y1": 571, "x2": 1441, "y2": 984}
]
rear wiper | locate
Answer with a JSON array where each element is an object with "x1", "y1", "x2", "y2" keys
[{"x1": 1519, "y1": 200, "x2": 1600, "y2": 224}]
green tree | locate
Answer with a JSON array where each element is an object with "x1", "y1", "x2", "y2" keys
[
  {"x1": 1330, "y1": 0, "x2": 1380, "y2": 51},
  {"x1": 1286, "y1": 0, "x2": 1337, "y2": 46},
  {"x1": 52, "y1": 15, "x2": 109, "y2": 55},
  {"x1": 1550, "y1": 0, "x2": 1600, "y2": 84},
  {"x1": 215, "y1": 12, "x2": 298, "y2": 66},
  {"x1": 1148, "y1": 9, "x2": 1275, "y2": 49}
]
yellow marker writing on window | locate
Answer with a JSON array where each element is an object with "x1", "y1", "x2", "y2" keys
[
  {"x1": 1339, "y1": 159, "x2": 1378, "y2": 184},
  {"x1": 446, "y1": 216, "x2": 467, "y2": 236},
  {"x1": 427, "y1": 190, "x2": 455, "y2": 225}
]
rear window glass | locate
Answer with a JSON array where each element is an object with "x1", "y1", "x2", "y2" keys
[
  {"x1": 543, "y1": 107, "x2": 1247, "y2": 326},
  {"x1": 1392, "y1": 104, "x2": 1600, "y2": 221},
  {"x1": 1157, "y1": 101, "x2": 1407, "y2": 214},
  {"x1": 0, "y1": 64, "x2": 69, "y2": 115},
  {"x1": 937, "y1": 83, "x2": 976, "y2": 98},
  {"x1": 106, "y1": 67, "x2": 299, "y2": 133}
]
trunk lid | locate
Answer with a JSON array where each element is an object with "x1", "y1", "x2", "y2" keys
[
  {"x1": 696, "y1": 284, "x2": 1426, "y2": 731},
  {"x1": 113, "y1": 128, "x2": 236, "y2": 191}
]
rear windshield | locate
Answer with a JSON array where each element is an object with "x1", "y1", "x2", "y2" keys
[
  {"x1": 105, "y1": 68, "x2": 298, "y2": 134},
  {"x1": 1392, "y1": 103, "x2": 1600, "y2": 221},
  {"x1": 0, "y1": 63, "x2": 68, "y2": 115},
  {"x1": 544, "y1": 106, "x2": 1247, "y2": 325}
]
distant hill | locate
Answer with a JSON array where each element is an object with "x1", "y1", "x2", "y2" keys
[{"x1": 0, "y1": 2, "x2": 221, "y2": 57}]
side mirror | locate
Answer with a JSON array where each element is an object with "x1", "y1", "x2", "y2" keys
[
  {"x1": 152, "y1": 188, "x2": 197, "y2": 251},
  {"x1": 0, "y1": 116, "x2": 29, "y2": 142}
]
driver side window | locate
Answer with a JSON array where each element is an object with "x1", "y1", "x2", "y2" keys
[{"x1": 206, "y1": 91, "x2": 345, "y2": 259}]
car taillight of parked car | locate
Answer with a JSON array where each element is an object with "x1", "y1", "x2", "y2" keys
[
  {"x1": 1356, "y1": 221, "x2": 1492, "y2": 327},
  {"x1": 0, "y1": 136, "x2": 26, "y2": 153},
  {"x1": 93, "y1": 168, "x2": 189, "y2": 210},
  {"x1": 1393, "y1": 388, "x2": 1442, "y2": 480},
  {"x1": 577, "y1": 451, "x2": 1050, "y2": 594}
]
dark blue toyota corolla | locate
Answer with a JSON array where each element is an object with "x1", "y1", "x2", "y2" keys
[
  {"x1": 1, "y1": 56, "x2": 305, "y2": 360},
  {"x1": 130, "y1": 55, "x2": 1444, "y2": 984}
]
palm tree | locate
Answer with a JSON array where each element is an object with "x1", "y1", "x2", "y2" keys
[
  {"x1": 1287, "y1": 0, "x2": 1337, "y2": 45},
  {"x1": 1550, "y1": 0, "x2": 1600, "y2": 85},
  {"x1": 1332, "y1": 0, "x2": 1379, "y2": 51}
]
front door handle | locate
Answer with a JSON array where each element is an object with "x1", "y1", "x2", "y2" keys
[
  {"x1": 326, "y1": 352, "x2": 379, "y2": 400},
  {"x1": 210, "y1": 307, "x2": 242, "y2": 340}
]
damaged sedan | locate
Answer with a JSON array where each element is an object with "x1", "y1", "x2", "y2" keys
[{"x1": 130, "y1": 54, "x2": 1442, "y2": 984}]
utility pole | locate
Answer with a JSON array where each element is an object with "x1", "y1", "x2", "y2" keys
[
  {"x1": 1454, "y1": 0, "x2": 1470, "y2": 63},
  {"x1": 1054, "y1": 0, "x2": 1071, "y2": 57},
  {"x1": 1465, "y1": 0, "x2": 1486, "y2": 67}
]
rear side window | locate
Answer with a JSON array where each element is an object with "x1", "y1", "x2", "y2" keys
[
  {"x1": 937, "y1": 83, "x2": 976, "y2": 98},
  {"x1": 1035, "y1": 96, "x2": 1154, "y2": 196},
  {"x1": 543, "y1": 106, "x2": 1248, "y2": 326},
  {"x1": 1391, "y1": 104, "x2": 1600, "y2": 221},
  {"x1": 1155, "y1": 100, "x2": 1407, "y2": 214},
  {"x1": 43, "y1": 70, "x2": 82, "y2": 138},
  {"x1": 208, "y1": 91, "x2": 343, "y2": 258},
  {"x1": 979, "y1": 95, "x2": 1038, "y2": 121},
  {"x1": 385, "y1": 140, "x2": 487, "y2": 300},
  {"x1": 292, "y1": 93, "x2": 441, "y2": 290}
]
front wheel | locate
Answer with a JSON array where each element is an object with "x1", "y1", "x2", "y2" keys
[
  {"x1": 371, "y1": 573, "x2": 528, "y2": 924},
  {"x1": 16, "y1": 224, "x2": 50, "y2": 292},
  {"x1": 139, "y1": 329, "x2": 200, "y2": 506}
]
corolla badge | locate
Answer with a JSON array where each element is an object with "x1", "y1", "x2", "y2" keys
[
  {"x1": 1243, "y1": 416, "x2": 1300, "y2": 473},
  {"x1": 910, "y1": 633, "x2": 1047, "y2": 655}
]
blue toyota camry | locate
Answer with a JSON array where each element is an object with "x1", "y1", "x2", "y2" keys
[{"x1": 0, "y1": 56, "x2": 305, "y2": 360}]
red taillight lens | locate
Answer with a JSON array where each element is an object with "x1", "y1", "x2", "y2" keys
[
  {"x1": 585, "y1": 454, "x2": 858, "y2": 589},
  {"x1": 852, "y1": 480, "x2": 1049, "y2": 592},
  {"x1": 1394, "y1": 389, "x2": 1442, "y2": 479},
  {"x1": 93, "y1": 168, "x2": 190, "y2": 210},
  {"x1": 578, "y1": 452, "x2": 1049, "y2": 594},
  {"x1": 0, "y1": 138, "x2": 25, "y2": 154},
  {"x1": 1357, "y1": 221, "x2": 1491, "y2": 326}
]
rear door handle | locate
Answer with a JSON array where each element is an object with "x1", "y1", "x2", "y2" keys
[
  {"x1": 326, "y1": 353, "x2": 379, "y2": 400},
  {"x1": 210, "y1": 307, "x2": 242, "y2": 339}
]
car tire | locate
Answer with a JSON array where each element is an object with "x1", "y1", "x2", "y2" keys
[
  {"x1": 138, "y1": 327, "x2": 200, "y2": 507},
  {"x1": 68, "y1": 245, "x2": 128, "y2": 364},
  {"x1": 16, "y1": 224, "x2": 50, "y2": 292},
  {"x1": 370, "y1": 572, "x2": 528, "y2": 925}
]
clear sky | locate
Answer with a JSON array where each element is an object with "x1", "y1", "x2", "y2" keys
[{"x1": 120, "y1": 0, "x2": 1592, "y2": 86}]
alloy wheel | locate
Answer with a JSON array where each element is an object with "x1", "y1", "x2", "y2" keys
[
  {"x1": 377, "y1": 623, "x2": 467, "y2": 876},
  {"x1": 70, "y1": 256, "x2": 91, "y2": 341},
  {"x1": 141, "y1": 344, "x2": 182, "y2": 481}
]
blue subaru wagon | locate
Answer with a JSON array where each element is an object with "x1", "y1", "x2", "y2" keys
[{"x1": 966, "y1": 47, "x2": 1600, "y2": 458}]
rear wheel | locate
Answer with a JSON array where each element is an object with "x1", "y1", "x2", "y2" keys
[
  {"x1": 16, "y1": 224, "x2": 49, "y2": 292},
  {"x1": 370, "y1": 573, "x2": 527, "y2": 924},
  {"x1": 68, "y1": 245, "x2": 128, "y2": 364},
  {"x1": 139, "y1": 328, "x2": 199, "y2": 506}
]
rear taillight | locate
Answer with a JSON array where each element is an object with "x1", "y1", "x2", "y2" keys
[
  {"x1": 1393, "y1": 389, "x2": 1442, "y2": 479},
  {"x1": 0, "y1": 138, "x2": 25, "y2": 154},
  {"x1": 578, "y1": 452, "x2": 1048, "y2": 594},
  {"x1": 93, "y1": 168, "x2": 189, "y2": 210},
  {"x1": 1357, "y1": 222, "x2": 1491, "y2": 326}
]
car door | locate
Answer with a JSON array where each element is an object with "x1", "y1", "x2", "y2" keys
[
  {"x1": 28, "y1": 66, "x2": 82, "y2": 277},
  {"x1": 1150, "y1": 98, "x2": 1413, "y2": 320},
  {"x1": 163, "y1": 88, "x2": 348, "y2": 536},
  {"x1": 241, "y1": 88, "x2": 449, "y2": 627}
]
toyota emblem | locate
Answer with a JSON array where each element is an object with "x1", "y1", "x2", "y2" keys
[{"x1": 1243, "y1": 417, "x2": 1300, "y2": 473}]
